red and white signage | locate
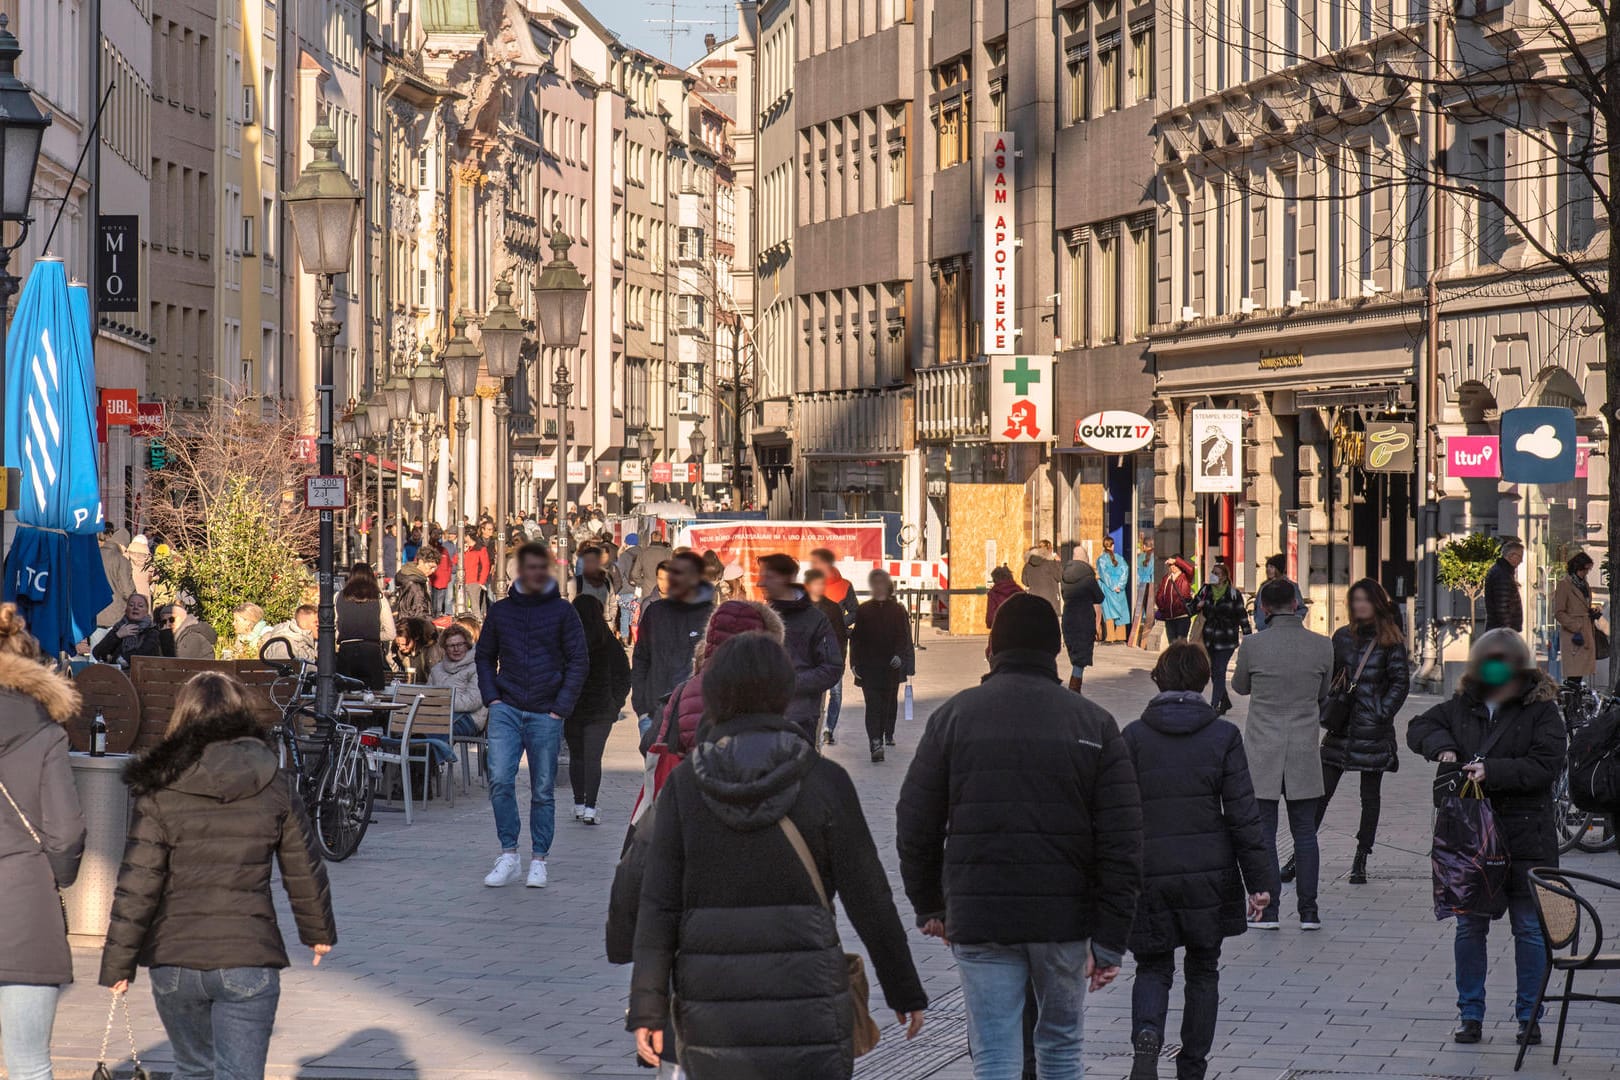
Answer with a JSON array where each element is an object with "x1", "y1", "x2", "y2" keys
[
  {"x1": 1075, "y1": 410, "x2": 1154, "y2": 453},
  {"x1": 650, "y1": 462, "x2": 673, "y2": 484},
  {"x1": 983, "y1": 131, "x2": 1017, "y2": 354},
  {"x1": 292, "y1": 435, "x2": 318, "y2": 464},
  {"x1": 131, "y1": 401, "x2": 166, "y2": 438},
  {"x1": 100, "y1": 388, "x2": 137, "y2": 426}
]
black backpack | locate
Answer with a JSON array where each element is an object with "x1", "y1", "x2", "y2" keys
[{"x1": 1568, "y1": 703, "x2": 1620, "y2": 812}]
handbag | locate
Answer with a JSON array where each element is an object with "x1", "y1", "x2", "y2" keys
[
  {"x1": 1319, "y1": 641, "x2": 1376, "y2": 737},
  {"x1": 1188, "y1": 613, "x2": 1206, "y2": 647},
  {"x1": 1432, "y1": 779, "x2": 1511, "y2": 920},
  {"x1": 0, "y1": 776, "x2": 68, "y2": 933},
  {"x1": 1594, "y1": 624, "x2": 1611, "y2": 662},
  {"x1": 93, "y1": 990, "x2": 150, "y2": 1080},
  {"x1": 779, "y1": 817, "x2": 883, "y2": 1058}
]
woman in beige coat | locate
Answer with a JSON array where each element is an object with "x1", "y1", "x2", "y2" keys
[{"x1": 1553, "y1": 551, "x2": 1602, "y2": 687}]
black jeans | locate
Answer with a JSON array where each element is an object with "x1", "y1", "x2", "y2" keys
[
  {"x1": 1316, "y1": 765, "x2": 1384, "y2": 852},
  {"x1": 565, "y1": 719, "x2": 614, "y2": 809},
  {"x1": 1259, "y1": 795, "x2": 1320, "y2": 921},
  {"x1": 1164, "y1": 615, "x2": 1191, "y2": 642},
  {"x1": 862, "y1": 679, "x2": 901, "y2": 743},
  {"x1": 1132, "y1": 945, "x2": 1222, "y2": 1080},
  {"x1": 1208, "y1": 647, "x2": 1234, "y2": 709}
]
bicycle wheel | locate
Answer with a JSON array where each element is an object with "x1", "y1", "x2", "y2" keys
[
  {"x1": 315, "y1": 748, "x2": 375, "y2": 862},
  {"x1": 1576, "y1": 812, "x2": 1618, "y2": 854}
]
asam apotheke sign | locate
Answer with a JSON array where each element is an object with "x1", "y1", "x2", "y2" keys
[
  {"x1": 982, "y1": 132, "x2": 1017, "y2": 354},
  {"x1": 1074, "y1": 410, "x2": 1154, "y2": 453}
]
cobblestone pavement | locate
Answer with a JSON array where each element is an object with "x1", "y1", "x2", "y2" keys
[{"x1": 36, "y1": 631, "x2": 1620, "y2": 1080}]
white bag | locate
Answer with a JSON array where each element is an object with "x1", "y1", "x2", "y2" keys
[{"x1": 903, "y1": 683, "x2": 914, "y2": 724}]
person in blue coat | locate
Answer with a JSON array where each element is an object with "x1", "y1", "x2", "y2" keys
[
  {"x1": 1124, "y1": 642, "x2": 1273, "y2": 1080},
  {"x1": 474, "y1": 541, "x2": 589, "y2": 891},
  {"x1": 1097, "y1": 536, "x2": 1131, "y2": 641}
]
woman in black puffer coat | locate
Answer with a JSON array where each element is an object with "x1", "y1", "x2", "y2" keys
[
  {"x1": 1060, "y1": 559, "x2": 1105, "y2": 694},
  {"x1": 1315, "y1": 578, "x2": 1410, "y2": 884},
  {"x1": 629, "y1": 633, "x2": 927, "y2": 1079},
  {"x1": 1123, "y1": 643, "x2": 1273, "y2": 1080},
  {"x1": 1188, "y1": 563, "x2": 1250, "y2": 715}
]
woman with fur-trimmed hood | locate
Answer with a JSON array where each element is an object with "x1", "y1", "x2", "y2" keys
[
  {"x1": 99, "y1": 672, "x2": 336, "y2": 1080},
  {"x1": 0, "y1": 604, "x2": 86, "y2": 1080},
  {"x1": 1406, "y1": 628, "x2": 1564, "y2": 1048}
]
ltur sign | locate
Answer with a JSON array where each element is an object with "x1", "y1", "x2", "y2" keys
[{"x1": 983, "y1": 132, "x2": 1016, "y2": 354}]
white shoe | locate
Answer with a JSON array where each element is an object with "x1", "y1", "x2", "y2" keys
[
  {"x1": 1249, "y1": 918, "x2": 1280, "y2": 930},
  {"x1": 526, "y1": 859, "x2": 549, "y2": 888},
  {"x1": 483, "y1": 853, "x2": 521, "y2": 887},
  {"x1": 583, "y1": 807, "x2": 600, "y2": 825},
  {"x1": 573, "y1": 804, "x2": 586, "y2": 821}
]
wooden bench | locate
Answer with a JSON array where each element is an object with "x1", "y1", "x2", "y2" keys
[{"x1": 118, "y1": 657, "x2": 282, "y2": 750}]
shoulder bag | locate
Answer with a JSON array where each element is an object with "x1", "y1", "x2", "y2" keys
[
  {"x1": 1432, "y1": 706, "x2": 1527, "y2": 801},
  {"x1": 779, "y1": 817, "x2": 883, "y2": 1058},
  {"x1": 1320, "y1": 641, "x2": 1375, "y2": 737},
  {"x1": 92, "y1": 990, "x2": 150, "y2": 1080},
  {"x1": 0, "y1": 776, "x2": 68, "y2": 932}
]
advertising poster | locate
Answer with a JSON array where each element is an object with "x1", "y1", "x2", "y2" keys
[
  {"x1": 1190, "y1": 409, "x2": 1242, "y2": 493},
  {"x1": 679, "y1": 520, "x2": 887, "y2": 597}
]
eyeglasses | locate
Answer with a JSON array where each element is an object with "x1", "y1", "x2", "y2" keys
[{"x1": 161, "y1": 618, "x2": 178, "y2": 627}]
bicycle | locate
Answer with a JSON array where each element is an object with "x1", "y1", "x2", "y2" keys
[
  {"x1": 1556, "y1": 683, "x2": 1617, "y2": 854},
  {"x1": 260, "y1": 649, "x2": 377, "y2": 862}
]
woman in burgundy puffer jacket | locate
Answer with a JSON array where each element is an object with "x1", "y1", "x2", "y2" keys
[{"x1": 657, "y1": 599, "x2": 786, "y2": 755}]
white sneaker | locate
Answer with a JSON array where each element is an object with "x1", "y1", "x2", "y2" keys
[
  {"x1": 1249, "y1": 917, "x2": 1280, "y2": 930},
  {"x1": 573, "y1": 804, "x2": 586, "y2": 821},
  {"x1": 483, "y1": 853, "x2": 521, "y2": 887},
  {"x1": 583, "y1": 807, "x2": 600, "y2": 825},
  {"x1": 526, "y1": 859, "x2": 549, "y2": 888}
]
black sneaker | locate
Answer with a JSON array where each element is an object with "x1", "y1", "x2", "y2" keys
[
  {"x1": 884, "y1": 735, "x2": 896, "y2": 746},
  {"x1": 1130, "y1": 1030, "x2": 1162, "y2": 1080},
  {"x1": 1517, "y1": 1021, "x2": 1542, "y2": 1045},
  {"x1": 1349, "y1": 849, "x2": 1369, "y2": 885},
  {"x1": 870, "y1": 739, "x2": 885, "y2": 763},
  {"x1": 1280, "y1": 855, "x2": 1297, "y2": 883},
  {"x1": 1453, "y1": 1019, "x2": 1483, "y2": 1044},
  {"x1": 823, "y1": 731, "x2": 836, "y2": 746}
]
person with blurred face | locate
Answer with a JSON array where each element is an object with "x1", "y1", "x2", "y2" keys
[{"x1": 631, "y1": 551, "x2": 715, "y2": 742}]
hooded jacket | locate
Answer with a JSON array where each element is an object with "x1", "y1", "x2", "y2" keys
[
  {"x1": 1407, "y1": 629, "x2": 1565, "y2": 887},
  {"x1": 658, "y1": 600, "x2": 785, "y2": 754},
  {"x1": 0, "y1": 654, "x2": 85, "y2": 985},
  {"x1": 393, "y1": 562, "x2": 434, "y2": 622},
  {"x1": 896, "y1": 648, "x2": 1142, "y2": 955},
  {"x1": 1319, "y1": 624, "x2": 1411, "y2": 773},
  {"x1": 1124, "y1": 691, "x2": 1272, "y2": 954},
  {"x1": 631, "y1": 585, "x2": 717, "y2": 718},
  {"x1": 1154, "y1": 560, "x2": 1195, "y2": 621},
  {"x1": 770, "y1": 590, "x2": 845, "y2": 739},
  {"x1": 476, "y1": 579, "x2": 589, "y2": 718},
  {"x1": 1022, "y1": 548, "x2": 1064, "y2": 611},
  {"x1": 259, "y1": 619, "x2": 317, "y2": 662},
  {"x1": 628, "y1": 713, "x2": 927, "y2": 1079},
  {"x1": 1060, "y1": 561, "x2": 1106, "y2": 669},
  {"x1": 99, "y1": 712, "x2": 336, "y2": 985},
  {"x1": 984, "y1": 577, "x2": 1025, "y2": 629}
]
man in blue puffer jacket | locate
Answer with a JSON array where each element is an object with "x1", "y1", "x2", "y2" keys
[{"x1": 475, "y1": 541, "x2": 589, "y2": 890}]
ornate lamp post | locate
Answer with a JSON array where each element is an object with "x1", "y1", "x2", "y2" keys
[
  {"x1": 531, "y1": 230, "x2": 590, "y2": 594},
  {"x1": 479, "y1": 277, "x2": 525, "y2": 598},
  {"x1": 410, "y1": 340, "x2": 444, "y2": 527},
  {"x1": 0, "y1": 17, "x2": 51, "y2": 556},
  {"x1": 688, "y1": 421, "x2": 707, "y2": 509},
  {"x1": 284, "y1": 117, "x2": 361, "y2": 721},
  {"x1": 442, "y1": 313, "x2": 482, "y2": 613},
  {"x1": 365, "y1": 391, "x2": 391, "y2": 548},
  {"x1": 351, "y1": 404, "x2": 374, "y2": 565}
]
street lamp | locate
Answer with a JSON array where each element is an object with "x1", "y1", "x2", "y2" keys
[
  {"x1": 0, "y1": 16, "x2": 51, "y2": 556},
  {"x1": 480, "y1": 277, "x2": 525, "y2": 598},
  {"x1": 410, "y1": 340, "x2": 444, "y2": 526},
  {"x1": 284, "y1": 116, "x2": 361, "y2": 722},
  {"x1": 689, "y1": 422, "x2": 707, "y2": 508},
  {"x1": 366, "y1": 390, "x2": 395, "y2": 543},
  {"x1": 443, "y1": 312, "x2": 482, "y2": 612},
  {"x1": 532, "y1": 229, "x2": 589, "y2": 594}
]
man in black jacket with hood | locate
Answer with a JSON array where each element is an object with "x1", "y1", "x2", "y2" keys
[
  {"x1": 898, "y1": 591, "x2": 1142, "y2": 1080},
  {"x1": 631, "y1": 550, "x2": 715, "y2": 740},
  {"x1": 759, "y1": 553, "x2": 844, "y2": 743}
]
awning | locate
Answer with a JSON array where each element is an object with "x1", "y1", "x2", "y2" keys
[{"x1": 349, "y1": 450, "x2": 421, "y2": 476}]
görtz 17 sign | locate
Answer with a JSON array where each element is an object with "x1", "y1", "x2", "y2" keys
[
  {"x1": 983, "y1": 131, "x2": 1016, "y2": 354},
  {"x1": 1075, "y1": 410, "x2": 1155, "y2": 453}
]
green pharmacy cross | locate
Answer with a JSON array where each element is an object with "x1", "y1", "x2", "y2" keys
[{"x1": 1003, "y1": 356, "x2": 1042, "y2": 395}]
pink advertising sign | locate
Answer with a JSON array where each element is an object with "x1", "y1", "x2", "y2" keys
[
  {"x1": 1576, "y1": 439, "x2": 1594, "y2": 479},
  {"x1": 1447, "y1": 436, "x2": 1500, "y2": 478}
]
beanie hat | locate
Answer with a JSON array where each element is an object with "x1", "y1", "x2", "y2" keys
[{"x1": 988, "y1": 592, "x2": 1062, "y2": 657}]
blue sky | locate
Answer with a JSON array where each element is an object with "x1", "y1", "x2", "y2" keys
[{"x1": 583, "y1": 0, "x2": 730, "y2": 68}]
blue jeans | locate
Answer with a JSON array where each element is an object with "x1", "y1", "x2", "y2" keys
[
  {"x1": 953, "y1": 940, "x2": 1088, "y2": 1080},
  {"x1": 486, "y1": 702, "x2": 563, "y2": 857},
  {"x1": 618, "y1": 592, "x2": 638, "y2": 639},
  {"x1": 1259, "y1": 796, "x2": 1320, "y2": 921},
  {"x1": 432, "y1": 585, "x2": 450, "y2": 615},
  {"x1": 150, "y1": 966, "x2": 280, "y2": 1080},
  {"x1": 453, "y1": 713, "x2": 481, "y2": 737},
  {"x1": 1455, "y1": 889, "x2": 1548, "y2": 1022},
  {"x1": 0, "y1": 983, "x2": 59, "y2": 1080},
  {"x1": 825, "y1": 679, "x2": 843, "y2": 733}
]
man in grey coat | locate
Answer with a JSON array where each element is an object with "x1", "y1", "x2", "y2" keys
[
  {"x1": 1231, "y1": 578, "x2": 1334, "y2": 931},
  {"x1": 1021, "y1": 540, "x2": 1063, "y2": 612}
]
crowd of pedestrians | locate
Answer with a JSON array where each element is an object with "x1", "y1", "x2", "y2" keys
[{"x1": 2, "y1": 522, "x2": 1612, "y2": 1080}]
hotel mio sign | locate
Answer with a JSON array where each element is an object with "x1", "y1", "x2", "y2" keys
[{"x1": 983, "y1": 132, "x2": 1016, "y2": 354}]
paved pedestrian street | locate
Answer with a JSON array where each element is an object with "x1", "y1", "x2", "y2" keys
[{"x1": 38, "y1": 632, "x2": 1620, "y2": 1080}]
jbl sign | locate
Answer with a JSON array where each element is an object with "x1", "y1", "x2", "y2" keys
[{"x1": 97, "y1": 215, "x2": 140, "y2": 312}]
